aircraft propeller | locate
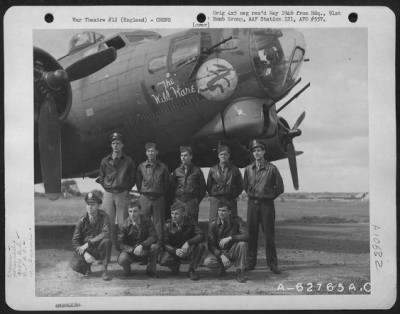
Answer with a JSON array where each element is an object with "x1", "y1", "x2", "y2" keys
[
  {"x1": 285, "y1": 111, "x2": 306, "y2": 190},
  {"x1": 34, "y1": 46, "x2": 117, "y2": 199}
]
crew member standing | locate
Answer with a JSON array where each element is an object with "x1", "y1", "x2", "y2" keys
[
  {"x1": 97, "y1": 132, "x2": 136, "y2": 248},
  {"x1": 243, "y1": 139, "x2": 284, "y2": 274},
  {"x1": 206, "y1": 143, "x2": 243, "y2": 222},
  {"x1": 136, "y1": 142, "x2": 170, "y2": 245},
  {"x1": 170, "y1": 146, "x2": 206, "y2": 222}
]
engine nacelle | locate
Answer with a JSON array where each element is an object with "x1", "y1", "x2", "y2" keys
[
  {"x1": 193, "y1": 97, "x2": 265, "y2": 140},
  {"x1": 34, "y1": 47, "x2": 72, "y2": 122}
]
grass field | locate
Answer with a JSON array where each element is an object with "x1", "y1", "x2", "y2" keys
[{"x1": 35, "y1": 195, "x2": 369, "y2": 225}]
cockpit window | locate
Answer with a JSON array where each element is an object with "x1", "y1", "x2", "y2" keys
[
  {"x1": 73, "y1": 32, "x2": 91, "y2": 46},
  {"x1": 105, "y1": 36, "x2": 126, "y2": 50},
  {"x1": 250, "y1": 29, "x2": 305, "y2": 98},
  {"x1": 288, "y1": 47, "x2": 305, "y2": 82},
  {"x1": 123, "y1": 31, "x2": 161, "y2": 43},
  {"x1": 149, "y1": 56, "x2": 167, "y2": 73},
  {"x1": 69, "y1": 31, "x2": 105, "y2": 53},
  {"x1": 171, "y1": 36, "x2": 200, "y2": 69},
  {"x1": 94, "y1": 32, "x2": 105, "y2": 42},
  {"x1": 215, "y1": 37, "x2": 240, "y2": 51}
]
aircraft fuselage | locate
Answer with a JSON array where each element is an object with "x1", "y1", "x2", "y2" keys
[{"x1": 34, "y1": 28, "x2": 306, "y2": 182}]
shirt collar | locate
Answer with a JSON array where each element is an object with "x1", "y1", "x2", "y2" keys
[
  {"x1": 107, "y1": 153, "x2": 125, "y2": 161},
  {"x1": 145, "y1": 159, "x2": 158, "y2": 167},
  {"x1": 85, "y1": 212, "x2": 99, "y2": 223},
  {"x1": 180, "y1": 163, "x2": 192, "y2": 171},
  {"x1": 217, "y1": 217, "x2": 231, "y2": 226},
  {"x1": 218, "y1": 161, "x2": 231, "y2": 170},
  {"x1": 172, "y1": 218, "x2": 184, "y2": 229},
  {"x1": 128, "y1": 215, "x2": 142, "y2": 227},
  {"x1": 252, "y1": 160, "x2": 266, "y2": 169},
  {"x1": 112, "y1": 152, "x2": 123, "y2": 159}
]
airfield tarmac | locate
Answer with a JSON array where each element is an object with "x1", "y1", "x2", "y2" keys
[{"x1": 35, "y1": 197, "x2": 370, "y2": 296}]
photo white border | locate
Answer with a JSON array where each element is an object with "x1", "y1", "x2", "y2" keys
[{"x1": 4, "y1": 5, "x2": 396, "y2": 310}]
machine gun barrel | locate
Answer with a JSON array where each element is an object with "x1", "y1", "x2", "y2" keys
[
  {"x1": 276, "y1": 82, "x2": 310, "y2": 113},
  {"x1": 202, "y1": 36, "x2": 233, "y2": 54}
]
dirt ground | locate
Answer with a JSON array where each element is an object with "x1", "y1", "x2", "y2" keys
[
  {"x1": 35, "y1": 221, "x2": 370, "y2": 296},
  {"x1": 35, "y1": 197, "x2": 370, "y2": 296},
  {"x1": 36, "y1": 248, "x2": 369, "y2": 297}
]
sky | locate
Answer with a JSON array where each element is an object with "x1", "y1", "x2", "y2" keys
[{"x1": 33, "y1": 28, "x2": 368, "y2": 193}]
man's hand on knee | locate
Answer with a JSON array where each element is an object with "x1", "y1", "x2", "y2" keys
[
  {"x1": 77, "y1": 243, "x2": 89, "y2": 255},
  {"x1": 219, "y1": 236, "x2": 232, "y2": 249},
  {"x1": 220, "y1": 254, "x2": 232, "y2": 268},
  {"x1": 134, "y1": 244, "x2": 144, "y2": 256},
  {"x1": 83, "y1": 252, "x2": 96, "y2": 264}
]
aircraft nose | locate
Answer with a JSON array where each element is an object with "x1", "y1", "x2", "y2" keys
[{"x1": 250, "y1": 29, "x2": 306, "y2": 98}]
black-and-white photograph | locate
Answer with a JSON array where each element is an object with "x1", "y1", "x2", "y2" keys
[
  {"x1": 33, "y1": 27, "x2": 370, "y2": 296},
  {"x1": 4, "y1": 5, "x2": 396, "y2": 311}
]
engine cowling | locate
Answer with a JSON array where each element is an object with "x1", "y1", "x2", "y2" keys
[
  {"x1": 193, "y1": 97, "x2": 267, "y2": 140},
  {"x1": 34, "y1": 47, "x2": 73, "y2": 122}
]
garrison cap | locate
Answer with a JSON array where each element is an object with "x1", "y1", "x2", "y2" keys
[
  {"x1": 217, "y1": 199, "x2": 231, "y2": 211},
  {"x1": 217, "y1": 143, "x2": 230, "y2": 154},
  {"x1": 110, "y1": 132, "x2": 124, "y2": 143},
  {"x1": 249, "y1": 139, "x2": 265, "y2": 151},
  {"x1": 128, "y1": 198, "x2": 141, "y2": 209},
  {"x1": 85, "y1": 191, "x2": 102, "y2": 204},
  {"x1": 145, "y1": 141, "x2": 157, "y2": 150},
  {"x1": 170, "y1": 201, "x2": 185, "y2": 212},
  {"x1": 180, "y1": 145, "x2": 193, "y2": 155}
]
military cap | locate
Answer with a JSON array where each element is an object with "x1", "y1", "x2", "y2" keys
[
  {"x1": 110, "y1": 132, "x2": 124, "y2": 143},
  {"x1": 145, "y1": 141, "x2": 157, "y2": 150},
  {"x1": 217, "y1": 143, "x2": 230, "y2": 154},
  {"x1": 170, "y1": 201, "x2": 186, "y2": 212},
  {"x1": 217, "y1": 199, "x2": 231, "y2": 211},
  {"x1": 249, "y1": 139, "x2": 265, "y2": 151},
  {"x1": 180, "y1": 145, "x2": 193, "y2": 155},
  {"x1": 85, "y1": 191, "x2": 102, "y2": 204},
  {"x1": 128, "y1": 198, "x2": 141, "y2": 209}
]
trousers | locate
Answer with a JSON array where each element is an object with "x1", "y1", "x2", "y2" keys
[
  {"x1": 160, "y1": 244, "x2": 204, "y2": 271},
  {"x1": 103, "y1": 190, "x2": 129, "y2": 247},
  {"x1": 139, "y1": 194, "x2": 165, "y2": 244},
  {"x1": 204, "y1": 241, "x2": 248, "y2": 271},
  {"x1": 70, "y1": 238, "x2": 112, "y2": 274},
  {"x1": 176, "y1": 197, "x2": 200, "y2": 222},
  {"x1": 117, "y1": 244, "x2": 159, "y2": 272},
  {"x1": 247, "y1": 199, "x2": 277, "y2": 268}
]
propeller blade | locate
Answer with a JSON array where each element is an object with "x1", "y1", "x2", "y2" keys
[
  {"x1": 38, "y1": 94, "x2": 62, "y2": 200},
  {"x1": 292, "y1": 111, "x2": 306, "y2": 130},
  {"x1": 286, "y1": 142, "x2": 299, "y2": 190},
  {"x1": 66, "y1": 47, "x2": 117, "y2": 82}
]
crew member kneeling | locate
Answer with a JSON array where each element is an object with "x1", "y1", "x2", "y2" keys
[
  {"x1": 117, "y1": 199, "x2": 159, "y2": 277},
  {"x1": 160, "y1": 202, "x2": 205, "y2": 281},
  {"x1": 204, "y1": 200, "x2": 249, "y2": 283},
  {"x1": 70, "y1": 191, "x2": 112, "y2": 281}
]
